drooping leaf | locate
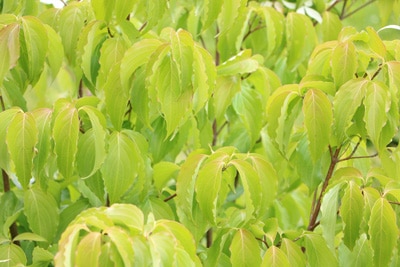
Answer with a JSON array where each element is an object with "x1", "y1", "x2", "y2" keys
[
  {"x1": 120, "y1": 38, "x2": 163, "y2": 91},
  {"x1": 76, "y1": 106, "x2": 107, "y2": 178},
  {"x1": 350, "y1": 234, "x2": 374, "y2": 267},
  {"x1": 24, "y1": 187, "x2": 59, "y2": 243},
  {"x1": 0, "y1": 244, "x2": 27, "y2": 267},
  {"x1": 20, "y1": 16, "x2": 48, "y2": 84},
  {"x1": 364, "y1": 81, "x2": 389, "y2": 151},
  {"x1": 6, "y1": 112, "x2": 38, "y2": 189},
  {"x1": 52, "y1": 104, "x2": 79, "y2": 180},
  {"x1": 31, "y1": 108, "x2": 52, "y2": 188},
  {"x1": 320, "y1": 183, "x2": 342, "y2": 250},
  {"x1": 321, "y1": 11, "x2": 342, "y2": 42},
  {"x1": 202, "y1": 0, "x2": 223, "y2": 30},
  {"x1": 58, "y1": 4, "x2": 87, "y2": 64},
  {"x1": 0, "y1": 23, "x2": 19, "y2": 87},
  {"x1": 368, "y1": 198, "x2": 397, "y2": 267},
  {"x1": 280, "y1": 238, "x2": 306, "y2": 267},
  {"x1": 0, "y1": 108, "x2": 20, "y2": 172},
  {"x1": 286, "y1": 12, "x2": 317, "y2": 70},
  {"x1": 302, "y1": 89, "x2": 332, "y2": 162},
  {"x1": 304, "y1": 233, "x2": 338, "y2": 267},
  {"x1": 101, "y1": 131, "x2": 141, "y2": 203},
  {"x1": 229, "y1": 229, "x2": 261, "y2": 267},
  {"x1": 341, "y1": 181, "x2": 364, "y2": 250},
  {"x1": 331, "y1": 41, "x2": 357, "y2": 88},
  {"x1": 261, "y1": 246, "x2": 290, "y2": 267},
  {"x1": 333, "y1": 79, "x2": 368, "y2": 143},
  {"x1": 213, "y1": 76, "x2": 241, "y2": 123},
  {"x1": 217, "y1": 50, "x2": 259, "y2": 76},
  {"x1": 195, "y1": 156, "x2": 226, "y2": 224}
]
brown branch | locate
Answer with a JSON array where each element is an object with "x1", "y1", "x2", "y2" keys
[
  {"x1": 206, "y1": 228, "x2": 213, "y2": 248},
  {"x1": 337, "y1": 138, "x2": 361, "y2": 162},
  {"x1": 60, "y1": 0, "x2": 67, "y2": 6},
  {"x1": 341, "y1": 0, "x2": 377, "y2": 20},
  {"x1": 371, "y1": 65, "x2": 382, "y2": 80},
  {"x1": 212, "y1": 119, "x2": 218, "y2": 146},
  {"x1": 308, "y1": 147, "x2": 341, "y2": 231},
  {"x1": 139, "y1": 21, "x2": 147, "y2": 32},
  {"x1": 0, "y1": 95, "x2": 5, "y2": 111},
  {"x1": 340, "y1": 0, "x2": 348, "y2": 19},
  {"x1": 256, "y1": 236, "x2": 269, "y2": 248},
  {"x1": 242, "y1": 25, "x2": 266, "y2": 42},
  {"x1": 163, "y1": 193, "x2": 177, "y2": 202},
  {"x1": 389, "y1": 201, "x2": 400, "y2": 205},
  {"x1": 327, "y1": 0, "x2": 342, "y2": 12}
]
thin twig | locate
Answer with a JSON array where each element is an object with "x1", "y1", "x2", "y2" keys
[
  {"x1": 389, "y1": 201, "x2": 400, "y2": 205},
  {"x1": 340, "y1": 0, "x2": 348, "y2": 19},
  {"x1": 371, "y1": 65, "x2": 382, "y2": 80},
  {"x1": 0, "y1": 96, "x2": 5, "y2": 111},
  {"x1": 308, "y1": 147, "x2": 341, "y2": 231},
  {"x1": 256, "y1": 237, "x2": 269, "y2": 248},
  {"x1": 139, "y1": 21, "x2": 147, "y2": 32},
  {"x1": 212, "y1": 120, "x2": 218, "y2": 146},
  {"x1": 2, "y1": 170, "x2": 20, "y2": 246},
  {"x1": 341, "y1": 0, "x2": 377, "y2": 20},
  {"x1": 163, "y1": 193, "x2": 177, "y2": 202},
  {"x1": 327, "y1": 0, "x2": 342, "y2": 12},
  {"x1": 59, "y1": 0, "x2": 67, "y2": 6},
  {"x1": 340, "y1": 153, "x2": 378, "y2": 161},
  {"x1": 338, "y1": 137, "x2": 361, "y2": 162},
  {"x1": 242, "y1": 25, "x2": 266, "y2": 42}
]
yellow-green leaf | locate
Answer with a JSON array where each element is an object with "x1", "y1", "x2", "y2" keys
[
  {"x1": 303, "y1": 89, "x2": 332, "y2": 162},
  {"x1": 261, "y1": 246, "x2": 290, "y2": 267},
  {"x1": 230, "y1": 229, "x2": 261, "y2": 267},
  {"x1": 6, "y1": 112, "x2": 38, "y2": 189},
  {"x1": 331, "y1": 41, "x2": 357, "y2": 88},
  {"x1": 368, "y1": 198, "x2": 397, "y2": 267}
]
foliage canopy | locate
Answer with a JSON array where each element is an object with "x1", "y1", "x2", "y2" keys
[{"x1": 1, "y1": 0, "x2": 400, "y2": 266}]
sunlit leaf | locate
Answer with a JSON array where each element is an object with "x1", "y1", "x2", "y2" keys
[
  {"x1": 101, "y1": 131, "x2": 141, "y2": 203},
  {"x1": 303, "y1": 89, "x2": 332, "y2": 162},
  {"x1": 52, "y1": 104, "x2": 79, "y2": 180},
  {"x1": 341, "y1": 181, "x2": 364, "y2": 250},
  {"x1": 0, "y1": 244, "x2": 26, "y2": 267},
  {"x1": 0, "y1": 23, "x2": 19, "y2": 87},
  {"x1": 304, "y1": 234, "x2": 338, "y2": 267},
  {"x1": 230, "y1": 229, "x2": 261, "y2": 267},
  {"x1": 24, "y1": 187, "x2": 59, "y2": 243},
  {"x1": 281, "y1": 238, "x2": 306, "y2": 267},
  {"x1": 261, "y1": 246, "x2": 290, "y2": 267},
  {"x1": 331, "y1": 41, "x2": 357, "y2": 88},
  {"x1": 368, "y1": 198, "x2": 397, "y2": 267},
  {"x1": 6, "y1": 112, "x2": 38, "y2": 189}
]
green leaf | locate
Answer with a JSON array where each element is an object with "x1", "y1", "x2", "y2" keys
[
  {"x1": 175, "y1": 151, "x2": 208, "y2": 234},
  {"x1": 0, "y1": 23, "x2": 19, "y2": 87},
  {"x1": 0, "y1": 244, "x2": 26, "y2": 267},
  {"x1": 333, "y1": 79, "x2": 368, "y2": 143},
  {"x1": 217, "y1": 50, "x2": 259, "y2": 76},
  {"x1": 75, "y1": 232, "x2": 101, "y2": 267},
  {"x1": 113, "y1": 0, "x2": 136, "y2": 23},
  {"x1": 101, "y1": 132, "x2": 140, "y2": 203},
  {"x1": 230, "y1": 229, "x2": 261, "y2": 267},
  {"x1": 364, "y1": 82, "x2": 389, "y2": 151},
  {"x1": 366, "y1": 27, "x2": 386, "y2": 58},
  {"x1": 105, "y1": 204, "x2": 144, "y2": 232},
  {"x1": 20, "y1": 17, "x2": 48, "y2": 84},
  {"x1": 52, "y1": 105, "x2": 79, "y2": 180},
  {"x1": 13, "y1": 233, "x2": 47, "y2": 242},
  {"x1": 153, "y1": 161, "x2": 179, "y2": 191},
  {"x1": 58, "y1": 4, "x2": 86, "y2": 64},
  {"x1": 91, "y1": 0, "x2": 114, "y2": 22},
  {"x1": 230, "y1": 159, "x2": 261, "y2": 221},
  {"x1": 351, "y1": 234, "x2": 373, "y2": 267},
  {"x1": 120, "y1": 38, "x2": 163, "y2": 91},
  {"x1": 232, "y1": 85, "x2": 263, "y2": 145},
  {"x1": 24, "y1": 187, "x2": 59, "y2": 243},
  {"x1": 261, "y1": 246, "x2": 290, "y2": 267},
  {"x1": 321, "y1": 11, "x2": 342, "y2": 42},
  {"x1": 213, "y1": 76, "x2": 241, "y2": 123},
  {"x1": 195, "y1": 156, "x2": 225, "y2": 224},
  {"x1": 32, "y1": 108, "x2": 52, "y2": 188},
  {"x1": 280, "y1": 238, "x2": 306, "y2": 267},
  {"x1": 320, "y1": 183, "x2": 342, "y2": 250},
  {"x1": 302, "y1": 89, "x2": 332, "y2": 162},
  {"x1": 286, "y1": 12, "x2": 317, "y2": 70},
  {"x1": 368, "y1": 198, "x2": 397, "y2": 267},
  {"x1": 331, "y1": 41, "x2": 357, "y2": 88},
  {"x1": 259, "y1": 7, "x2": 285, "y2": 58},
  {"x1": 341, "y1": 181, "x2": 364, "y2": 250},
  {"x1": 103, "y1": 64, "x2": 129, "y2": 130},
  {"x1": 96, "y1": 36, "x2": 129, "y2": 89},
  {"x1": 304, "y1": 233, "x2": 338, "y2": 267},
  {"x1": 77, "y1": 106, "x2": 107, "y2": 178},
  {"x1": 151, "y1": 50, "x2": 192, "y2": 137},
  {"x1": 218, "y1": 0, "x2": 246, "y2": 35},
  {"x1": 202, "y1": 0, "x2": 223, "y2": 30},
  {"x1": 44, "y1": 24, "x2": 63, "y2": 78},
  {"x1": 6, "y1": 112, "x2": 38, "y2": 189}
]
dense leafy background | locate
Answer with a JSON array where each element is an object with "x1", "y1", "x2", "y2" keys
[{"x1": 0, "y1": 0, "x2": 400, "y2": 266}]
